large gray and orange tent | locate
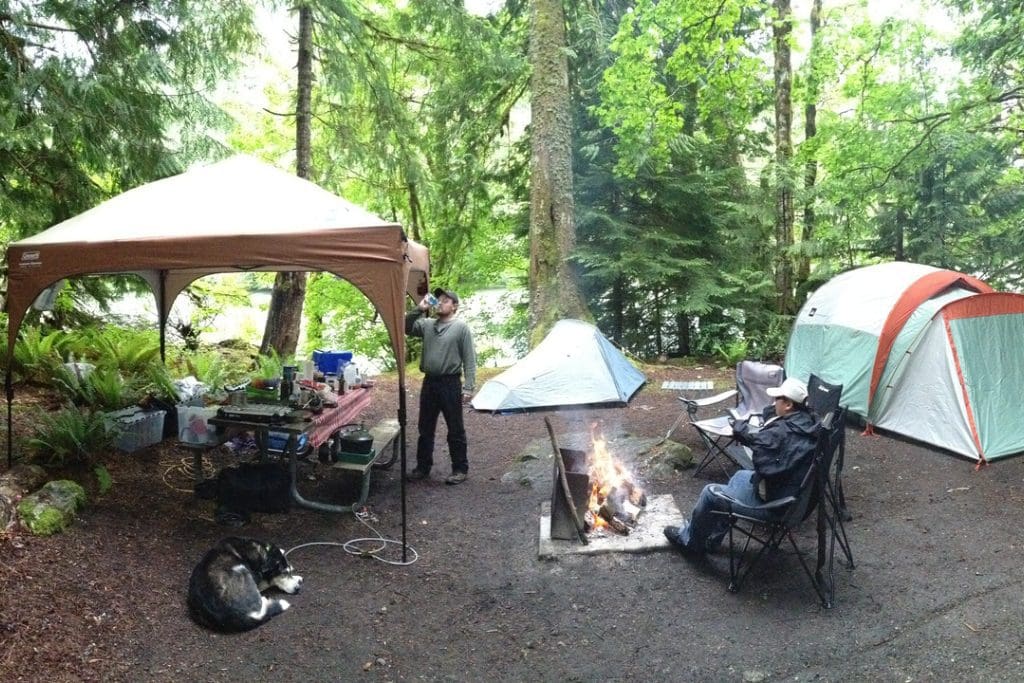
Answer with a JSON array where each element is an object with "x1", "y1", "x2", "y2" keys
[
  {"x1": 4, "y1": 156, "x2": 428, "y2": 529},
  {"x1": 785, "y1": 261, "x2": 1024, "y2": 464}
]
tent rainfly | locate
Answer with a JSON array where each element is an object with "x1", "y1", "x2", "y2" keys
[
  {"x1": 471, "y1": 319, "x2": 646, "y2": 412},
  {"x1": 4, "y1": 155, "x2": 429, "y2": 540},
  {"x1": 785, "y1": 261, "x2": 1024, "y2": 463}
]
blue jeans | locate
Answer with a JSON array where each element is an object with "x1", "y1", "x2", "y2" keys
[{"x1": 673, "y1": 470, "x2": 772, "y2": 552}]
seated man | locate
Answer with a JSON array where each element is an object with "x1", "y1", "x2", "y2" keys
[{"x1": 664, "y1": 377, "x2": 820, "y2": 554}]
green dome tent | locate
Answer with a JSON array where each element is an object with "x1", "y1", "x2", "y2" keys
[{"x1": 786, "y1": 262, "x2": 1024, "y2": 463}]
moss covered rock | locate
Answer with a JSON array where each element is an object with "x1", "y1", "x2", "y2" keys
[{"x1": 17, "y1": 480, "x2": 87, "y2": 536}]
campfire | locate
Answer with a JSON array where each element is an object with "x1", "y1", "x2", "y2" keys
[
  {"x1": 585, "y1": 426, "x2": 648, "y2": 533},
  {"x1": 548, "y1": 420, "x2": 648, "y2": 542}
]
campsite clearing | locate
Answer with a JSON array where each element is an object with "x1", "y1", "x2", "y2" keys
[{"x1": 3, "y1": 364, "x2": 1024, "y2": 681}]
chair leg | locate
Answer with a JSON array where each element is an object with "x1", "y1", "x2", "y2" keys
[
  {"x1": 786, "y1": 532, "x2": 832, "y2": 609},
  {"x1": 728, "y1": 523, "x2": 782, "y2": 594},
  {"x1": 692, "y1": 448, "x2": 719, "y2": 478},
  {"x1": 836, "y1": 438, "x2": 852, "y2": 522},
  {"x1": 824, "y1": 482, "x2": 854, "y2": 568}
]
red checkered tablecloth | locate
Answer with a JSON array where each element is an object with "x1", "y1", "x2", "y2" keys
[{"x1": 306, "y1": 387, "x2": 373, "y2": 448}]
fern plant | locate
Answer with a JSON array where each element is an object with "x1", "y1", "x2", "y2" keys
[
  {"x1": 714, "y1": 338, "x2": 749, "y2": 367},
  {"x1": 252, "y1": 349, "x2": 289, "y2": 380},
  {"x1": 143, "y1": 362, "x2": 182, "y2": 403},
  {"x1": 28, "y1": 407, "x2": 115, "y2": 468},
  {"x1": 52, "y1": 365, "x2": 139, "y2": 411},
  {"x1": 71, "y1": 326, "x2": 161, "y2": 375},
  {"x1": 86, "y1": 367, "x2": 139, "y2": 411},
  {"x1": 12, "y1": 325, "x2": 65, "y2": 383}
]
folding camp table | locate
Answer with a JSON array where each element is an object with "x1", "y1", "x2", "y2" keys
[{"x1": 205, "y1": 387, "x2": 377, "y2": 513}]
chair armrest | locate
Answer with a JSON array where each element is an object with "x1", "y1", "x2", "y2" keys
[
  {"x1": 729, "y1": 407, "x2": 763, "y2": 427},
  {"x1": 678, "y1": 389, "x2": 738, "y2": 409},
  {"x1": 708, "y1": 487, "x2": 795, "y2": 512}
]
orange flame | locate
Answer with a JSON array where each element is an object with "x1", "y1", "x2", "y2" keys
[{"x1": 587, "y1": 423, "x2": 631, "y2": 528}]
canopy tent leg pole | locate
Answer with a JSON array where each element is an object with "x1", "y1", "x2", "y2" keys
[
  {"x1": 158, "y1": 270, "x2": 168, "y2": 364},
  {"x1": 399, "y1": 381, "x2": 407, "y2": 563},
  {"x1": 5, "y1": 367, "x2": 13, "y2": 468}
]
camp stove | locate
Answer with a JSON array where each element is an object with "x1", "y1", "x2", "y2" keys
[{"x1": 216, "y1": 403, "x2": 298, "y2": 424}]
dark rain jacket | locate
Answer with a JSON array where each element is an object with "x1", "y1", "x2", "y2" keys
[{"x1": 733, "y1": 408, "x2": 820, "y2": 501}]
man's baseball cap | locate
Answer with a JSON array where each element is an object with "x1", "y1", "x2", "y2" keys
[
  {"x1": 433, "y1": 287, "x2": 459, "y2": 304},
  {"x1": 766, "y1": 377, "x2": 808, "y2": 404}
]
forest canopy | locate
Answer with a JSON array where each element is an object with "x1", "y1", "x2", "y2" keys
[{"x1": 1, "y1": 0, "x2": 1021, "y2": 363}]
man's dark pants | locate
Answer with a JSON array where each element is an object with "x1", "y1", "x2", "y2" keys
[{"x1": 415, "y1": 375, "x2": 468, "y2": 474}]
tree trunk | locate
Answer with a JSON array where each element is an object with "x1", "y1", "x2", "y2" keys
[
  {"x1": 895, "y1": 205, "x2": 907, "y2": 261},
  {"x1": 260, "y1": 4, "x2": 313, "y2": 359},
  {"x1": 528, "y1": 0, "x2": 589, "y2": 345},
  {"x1": 796, "y1": 0, "x2": 822, "y2": 287},
  {"x1": 675, "y1": 312, "x2": 691, "y2": 357},
  {"x1": 610, "y1": 276, "x2": 624, "y2": 342},
  {"x1": 773, "y1": 0, "x2": 795, "y2": 315}
]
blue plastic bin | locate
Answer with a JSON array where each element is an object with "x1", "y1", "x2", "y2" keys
[{"x1": 313, "y1": 349, "x2": 353, "y2": 375}]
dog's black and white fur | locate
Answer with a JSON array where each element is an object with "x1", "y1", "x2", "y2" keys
[{"x1": 188, "y1": 537, "x2": 303, "y2": 632}]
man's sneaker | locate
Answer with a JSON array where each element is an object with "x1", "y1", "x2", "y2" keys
[
  {"x1": 444, "y1": 471, "x2": 467, "y2": 485},
  {"x1": 664, "y1": 523, "x2": 702, "y2": 556},
  {"x1": 406, "y1": 468, "x2": 430, "y2": 481}
]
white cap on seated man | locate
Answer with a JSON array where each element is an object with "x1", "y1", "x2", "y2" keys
[{"x1": 765, "y1": 377, "x2": 808, "y2": 406}]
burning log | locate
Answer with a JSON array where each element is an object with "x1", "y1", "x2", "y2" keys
[{"x1": 597, "y1": 483, "x2": 647, "y2": 534}]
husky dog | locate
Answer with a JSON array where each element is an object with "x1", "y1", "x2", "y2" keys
[{"x1": 187, "y1": 537, "x2": 303, "y2": 632}]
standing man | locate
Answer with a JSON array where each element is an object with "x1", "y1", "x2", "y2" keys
[{"x1": 405, "y1": 288, "x2": 477, "y2": 485}]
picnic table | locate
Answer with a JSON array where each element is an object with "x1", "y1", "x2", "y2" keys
[{"x1": 200, "y1": 387, "x2": 397, "y2": 513}]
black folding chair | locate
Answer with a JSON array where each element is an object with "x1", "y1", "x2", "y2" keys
[
  {"x1": 814, "y1": 406, "x2": 854, "y2": 607},
  {"x1": 708, "y1": 413, "x2": 835, "y2": 607},
  {"x1": 807, "y1": 373, "x2": 852, "y2": 524},
  {"x1": 672, "y1": 360, "x2": 784, "y2": 478}
]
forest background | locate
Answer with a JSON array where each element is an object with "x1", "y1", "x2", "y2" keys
[{"x1": 1, "y1": 0, "x2": 1022, "y2": 373}]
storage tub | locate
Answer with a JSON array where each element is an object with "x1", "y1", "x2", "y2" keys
[
  {"x1": 313, "y1": 349, "x2": 353, "y2": 375},
  {"x1": 109, "y1": 408, "x2": 166, "y2": 453},
  {"x1": 177, "y1": 406, "x2": 221, "y2": 445}
]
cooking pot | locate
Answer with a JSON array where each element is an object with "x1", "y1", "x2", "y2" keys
[{"x1": 337, "y1": 426, "x2": 373, "y2": 454}]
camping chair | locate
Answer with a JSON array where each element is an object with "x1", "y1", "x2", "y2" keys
[
  {"x1": 708, "y1": 412, "x2": 837, "y2": 608},
  {"x1": 672, "y1": 360, "x2": 784, "y2": 478},
  {"x1": 814, "y1": 405, "x2": 854, "y2": 606},
  {"x1": 807, "y1": 374, "x2": 851, "y2": 523}
]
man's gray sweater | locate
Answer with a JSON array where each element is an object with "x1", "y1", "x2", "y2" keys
[{"x1": 406, "y1": 309, "x2": 477, "y2": 393}]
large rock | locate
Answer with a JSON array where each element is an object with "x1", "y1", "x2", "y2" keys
[
  {"x1": 0, "y1": 463, "x2": 48, "y2": 530},
  {"x1": 17, "y1": 480, "x2": 87, "y2": 536},
  {"x1": 0, "y1": 463, "x2": 48, "y2": 500}
]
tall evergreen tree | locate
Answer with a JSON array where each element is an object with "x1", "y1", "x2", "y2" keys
[
  {"x1": 261, "y1": 3, "x2": 313, "y2": 358},
  {"x1": 0, "y1": 1, "x2": 256, "y2": 240},
  {"x1": 528, "y1": 0, "x2": 588, "y2": 340}
]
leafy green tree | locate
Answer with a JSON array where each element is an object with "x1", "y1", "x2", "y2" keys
[
  {"x1": 0, "y1": 0, "x2": 258, "y2": 323},
  {"x1": 0, "y1": 0, "x2": 257, "y2": 238}
]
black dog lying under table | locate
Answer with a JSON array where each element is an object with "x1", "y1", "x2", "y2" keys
[{"x1": 187, "y1": 537, "x2": 303, "y2": 632}]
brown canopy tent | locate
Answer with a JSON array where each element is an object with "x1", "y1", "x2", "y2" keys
[{"x1": 4, "y1": 156, "x2": 428, "y2": 547}]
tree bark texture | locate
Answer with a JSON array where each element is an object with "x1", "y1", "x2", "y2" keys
[
  {"x1": 797, "y1": 0, "x2": 822, "y2": 286},
  {"x1": 260, "y1": 4, "x2": 313, "y2": 358},
  {"x1": 773, "y1": 0, "x2": 795, "y2": 315},
  {"x1": 528, "y1": 0, "x2": 589, "y2": 344}
]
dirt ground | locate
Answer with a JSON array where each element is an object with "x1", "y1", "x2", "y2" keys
[{"x1": 3, "y1": 363, "x2": 1024, "y2": 682}]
